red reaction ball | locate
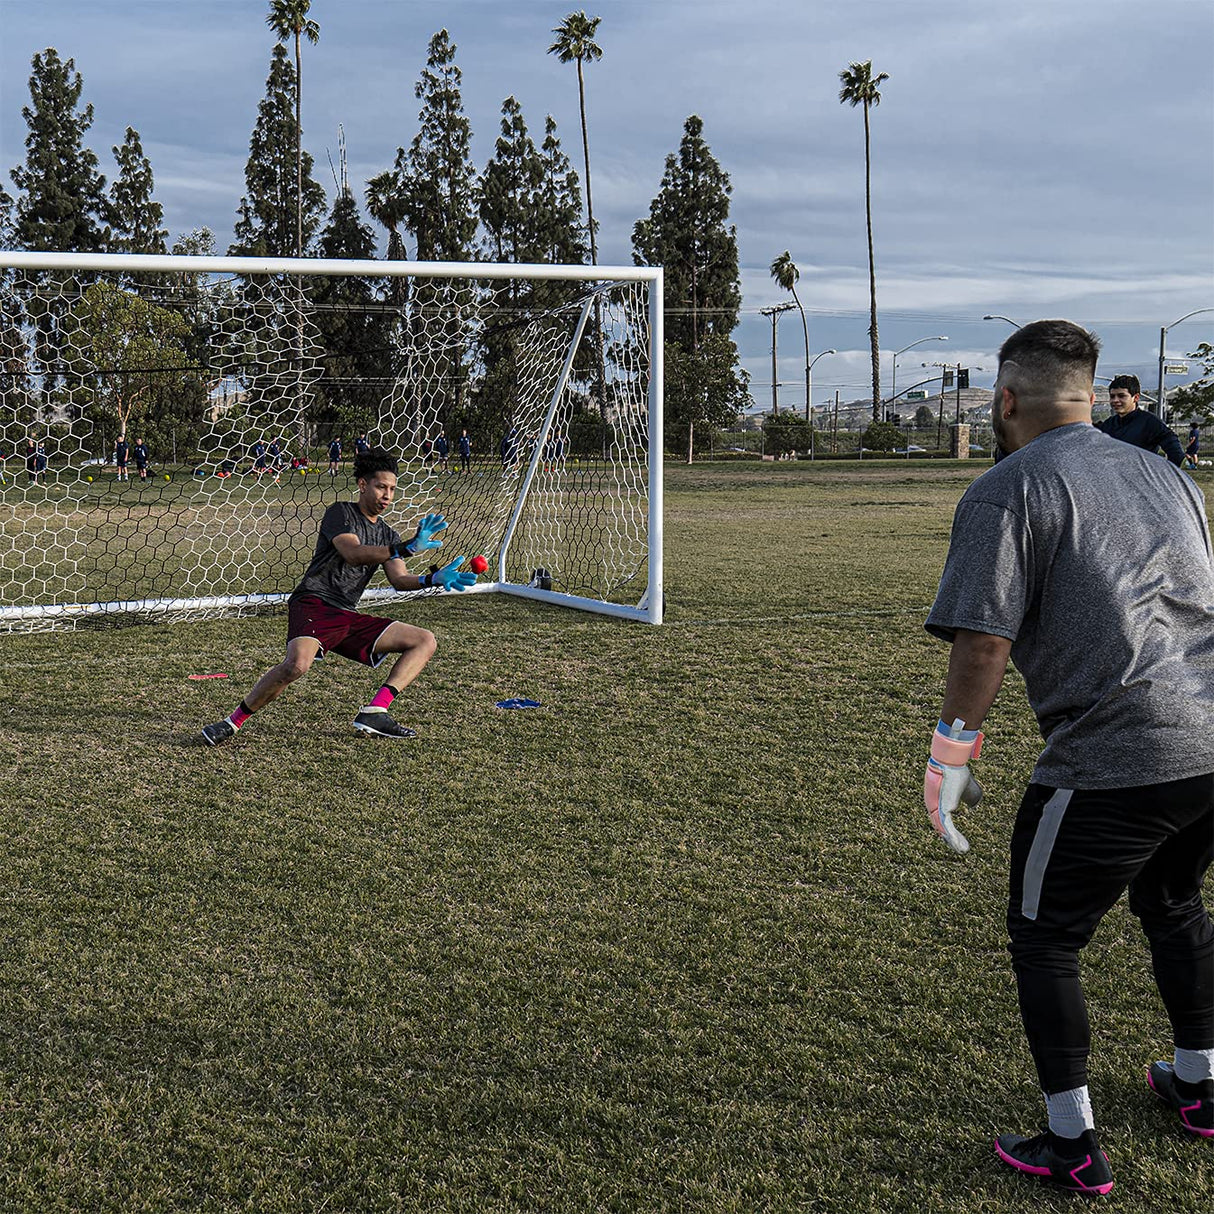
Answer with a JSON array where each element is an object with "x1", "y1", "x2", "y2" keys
[{"x1": 470, "y1": 554, "x2": 489, "y2": 574}]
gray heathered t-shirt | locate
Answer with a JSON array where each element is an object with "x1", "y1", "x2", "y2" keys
[
  {"x1": 925, "y1": 423, "x2": 1214, "y2": 789},
  {"x1": 291, "y1": 501, "x2": 402, "y2": 611}
]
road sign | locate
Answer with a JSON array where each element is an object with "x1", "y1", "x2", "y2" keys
[{"x1": 1164, "y1": 362, "x2": 1189, "y2": 375}]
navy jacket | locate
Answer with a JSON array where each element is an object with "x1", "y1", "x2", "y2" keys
[{"x1": 1095, "y1": 409, "x2": 1184, "y2": 466}]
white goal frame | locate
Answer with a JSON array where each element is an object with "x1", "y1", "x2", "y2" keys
[{"x1": 0, "y1": 251, "x2": 664, "y2": 628}]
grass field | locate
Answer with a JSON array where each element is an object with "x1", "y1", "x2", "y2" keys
[{"x1": 0, "y1": 459, "x2": 1210, "y2": 1212}]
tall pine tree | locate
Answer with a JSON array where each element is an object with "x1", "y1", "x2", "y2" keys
[
  {"x1": 476, "y1": 100, "x2": 587, "y2": 429},
  {"x1": 539, "y1": 115, "x2": 587, "y2": 267},
  {"x1": 10, "y1": 49, "x2": 110, "y2": 407},
  {"x1": 397, "y1": 29, "x2": 477, "y2": 263},
  {"x1": 313, "y1": 185, "x2": 389, "y2": 443},
  {"x1": 478, "y1": 101, "x2": 585, "y2": 269},
  {"x1": 109, "y1": 127, "x2": 167, "y2": 256},
  {"x1": 477, "y1": 96, "x2": 542, "y2": 429},
  {"x1": 231, "y1": 43, "x2": 325, "y2": 257},
  {"x1": 0, "y1": 187, "x2": 33, "y2": 433},
  {"x1": 632, "y1": 115, "x2": 747, "y2": 461},
  {"x1": 10, "y1": 49, "x2": 109, "y2": 253},
  {"x1": 478, "y1": 97, "x2": 543, "y2": 265},
  {"x1": 389, "y1": 29, "x2": 477, "y2": 417}
]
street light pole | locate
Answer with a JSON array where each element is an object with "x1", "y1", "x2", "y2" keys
[
  {"x1": 760, "y1": 302, "x2": 795, "y2": 416},
  {"x1": 889, "y1": 335, "x2": 948, "y2": 414},
  {"x1": 806, "y1": 348, "x2": 836, "y2": 460},
  {"x1": 982, "y1": 314, "x2": 1021, "y2": 329},
  {"x1": 1157, "y1": 308, "x2": 1213, "y2": 419},
  {"x1": 894, "y1": 376, "x2": 937, "y2": 459}
]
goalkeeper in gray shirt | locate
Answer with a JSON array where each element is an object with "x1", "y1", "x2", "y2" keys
[{"x1": 923, "y1": 320, "x2": 1214, "y2": 1194}]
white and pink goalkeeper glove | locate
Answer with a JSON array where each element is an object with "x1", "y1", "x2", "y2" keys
[{"x1": 923, "y1": 718, "x2": 984, "y2": 854}]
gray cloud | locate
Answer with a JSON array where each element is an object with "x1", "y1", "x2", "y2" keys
[{"x1": 2, "y1": 0, "x2": 1210, "y2": 403}]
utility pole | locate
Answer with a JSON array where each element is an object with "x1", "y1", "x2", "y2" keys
[
  {"x1": 1157, "y1": 309, "x2": 1214, "y2": 419},
  {"x1": 760, "y1": 302, "x2": 795, "y2": 416},
  {"x1": 1157, "y1": 326, "x2": 1167, "y2": 420}
]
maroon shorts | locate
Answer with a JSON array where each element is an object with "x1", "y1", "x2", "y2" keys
[{"x1": 287, "y1": 595, "x2": 395, "y2": 667}]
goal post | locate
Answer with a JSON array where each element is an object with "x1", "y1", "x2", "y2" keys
[{"x1": 0, "y1": 251, "x2": 663, "y2": 631}]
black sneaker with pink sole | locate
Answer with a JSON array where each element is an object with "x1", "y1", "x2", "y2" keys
[
  {"x1": 1147, "y1": 1061, "x2": 1214, "y2": 1138},
  {"x1": 994, "y1": 1128, "x2": 1114, "y2": 1196}
]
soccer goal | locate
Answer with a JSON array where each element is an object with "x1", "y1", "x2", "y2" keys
[{"x1": 0, "y1": 251, "x2": 663, "y2": 632}]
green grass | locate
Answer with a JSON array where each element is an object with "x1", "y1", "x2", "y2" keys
[{"x1": 0, "y1": 459, "x2": 1210, "y2": 1212}]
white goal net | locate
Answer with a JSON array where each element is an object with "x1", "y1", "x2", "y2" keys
[{"x1": 0, "y1": 252, "x2": 663, "y2": 631}]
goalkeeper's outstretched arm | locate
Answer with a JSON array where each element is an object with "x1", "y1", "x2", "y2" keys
[
  {"x1": 331, "y1": 532, "x2": 397, "y2": 568},
  {"x1": 327, "y1": 533, "x2": 438, "y2": 593}
]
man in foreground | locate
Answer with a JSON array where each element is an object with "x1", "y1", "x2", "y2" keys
[
  {"x1": 1095, "y1": 373, "x2": 1184, "y2": 465},
  {"x1": 202, "y1": 448, "x2": 476, "y2": 745},
  {"x1": 923, "y1": 320, "x2": 1213, "y2": 1194}
]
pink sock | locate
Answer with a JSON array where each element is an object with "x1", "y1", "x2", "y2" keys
[
  {"x1": 228, "y1": 703, "x2": 252, "y2": 728},
  {"x1": 369, "y1": 684, "x2": 397, "y2": 710}
]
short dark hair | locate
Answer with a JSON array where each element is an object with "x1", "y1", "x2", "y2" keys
[
  {"x1": 1107, "y1": 374, "x2": 1140, "y2": 396},
  {"x1": 353, "y1": 448, "x2": 398, "y2": 480},
  {"x1": 998, "y1": 319, "x2": 1101, "y2": 390}
]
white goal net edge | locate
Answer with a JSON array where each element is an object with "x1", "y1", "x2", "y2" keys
[{"x1": 0, "y1": 252, "x2": 665, "y2": 629}]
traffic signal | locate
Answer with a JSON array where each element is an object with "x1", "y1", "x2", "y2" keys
[
  {"x1": 958, "y1": 369, "x2": 970, "y2": 389},
  {"x1": 892, "y1": 414, "x2": 902, "y2": 426},
  {"x1": 943, "y1": 370, "x2": 954, "y2": 388}
]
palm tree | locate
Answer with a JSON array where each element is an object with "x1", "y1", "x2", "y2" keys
[
  {"x1": 365, "y1": 171, "x2": 407, "y2": 262},
  {"x1": 770, "y1": 251, "x2": 810, "y2": 420},
  {"x1": 549, "y1": 12, "x2": 607, "y2": 422},
  {"x1": 838, "y1": 60, "x2": 889, "y2": 420},
  {"x1": 365, "y1": 171, "x2": 408, "y2": 310},
  {"x1": 266, "y1": 0, "x2": 320, "y2": 258},
  {"x1": 547, "y1": 12, "x2": 603, "y2": 266}
]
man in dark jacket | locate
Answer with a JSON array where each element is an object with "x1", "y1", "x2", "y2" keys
[{"x1": 1096, "y1": 374, "x2": 1184, "y2": 465}]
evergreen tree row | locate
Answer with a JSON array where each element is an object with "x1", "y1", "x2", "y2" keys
[{"x1": 3, "y1": 17, "x2": 745, "y2": 460}]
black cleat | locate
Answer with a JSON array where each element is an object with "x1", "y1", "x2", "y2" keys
[
  {"x1": 353, "y1": 709, "x2": 417, "y2": 739},
  {"x1": 1147, "y1": 1061, "x2": 1214, "y2": 1138},
  {"x1": 994, "y1": 1128, "x2": 1113, "y2": 1195},
  {"x1": 201, "y1": 719, "x2": 236, "y2": 746}
]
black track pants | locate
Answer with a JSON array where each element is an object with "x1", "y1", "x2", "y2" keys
[{"x1": 1006, "y1": 772, "x2": 1213, "y2": 1094}]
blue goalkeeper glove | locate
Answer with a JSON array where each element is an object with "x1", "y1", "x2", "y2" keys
[
  {"x1": 923, "y1": 717, "x2": 984, "y2": 855},
  {"x1": 424, "y1": 557, "x2": 476, "y2": 593},
  {"x1": 400, "y1": 512, "x2": 447, "y2": 557}
]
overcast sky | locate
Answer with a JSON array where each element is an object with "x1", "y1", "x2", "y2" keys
[{"x1": 2, "y1": 0, "x2": 1212, "y2": 409}]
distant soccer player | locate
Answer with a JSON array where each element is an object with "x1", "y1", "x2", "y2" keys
[
  {"x1": 1185, "y1": 422, "x2": 1201, "y2": 470},
  {"x1": 327, "y1": 436, "x2": 342, "y2": 476},
  {"x1": 923, "y1": 320, "x2": 1213, "y2": 1194},
  {"x1": 114, "y1": 434, "x2": 130, "y2": 481},
  {"x1": 201, "y1": 448, "x2": 476, "y2": 745},
  {"x1": 133, "y1": 437, "x2": 150, "y2": 481}
]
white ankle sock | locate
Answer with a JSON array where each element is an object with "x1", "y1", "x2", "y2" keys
[
  {"x1": 1174, "y1": 1047, "x2": 1214, "y2": 1084},
  {"x1": 1045, "y1": 1085, "x2": 1094, "y2": 1138}
]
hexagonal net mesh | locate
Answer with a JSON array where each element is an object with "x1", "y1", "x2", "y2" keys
[{"x1": 0, "y1": 254, "x2": 662, "y2": 632}]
